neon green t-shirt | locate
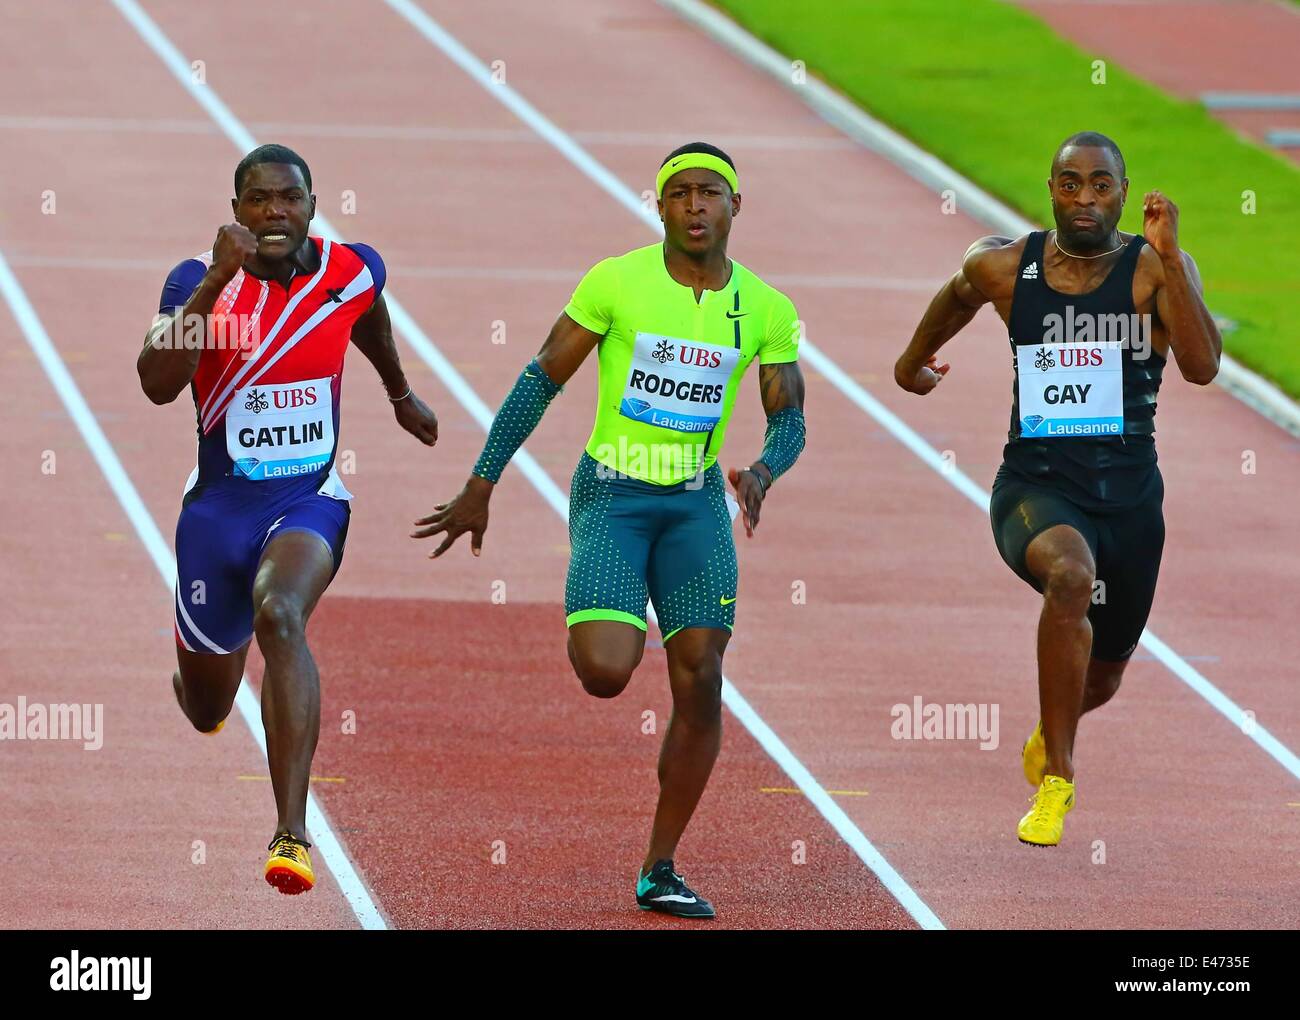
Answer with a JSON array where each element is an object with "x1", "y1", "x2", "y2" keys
[{"x1": 563, "y1": 243, "x2": 800, "y2": 486}]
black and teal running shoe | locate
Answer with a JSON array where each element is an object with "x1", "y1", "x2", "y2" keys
[{"x1": 635, "y1": 859, "x2": 715, "y2": 919}]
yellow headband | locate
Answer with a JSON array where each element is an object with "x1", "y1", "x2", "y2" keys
[{"x1": 656, "y1": 153, "x2": 739, "y2": 198}]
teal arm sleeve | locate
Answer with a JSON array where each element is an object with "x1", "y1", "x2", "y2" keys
[
  {"x1": 472, "y1": 360, "x2": 562, "y2": 483},
  {"x1": 757, "y1": 406, "x2": 805, "y2": 485}
]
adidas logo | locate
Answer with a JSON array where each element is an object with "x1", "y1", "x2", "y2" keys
[{"x1": 1021, "y1": 262, "x2": 1039, "y2": 280}]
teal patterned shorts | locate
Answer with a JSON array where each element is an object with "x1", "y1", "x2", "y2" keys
[{"x1": 564, "y1": 452, "x2": 737, "y2": 641}]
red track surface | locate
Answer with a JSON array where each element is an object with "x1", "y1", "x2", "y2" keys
[
  {"x1": 2, "y1": 0, "x2": 1297, "y2": 929},
  {"x1": 1018, "y1": 0, "x2": 1300, "y2": 165}
]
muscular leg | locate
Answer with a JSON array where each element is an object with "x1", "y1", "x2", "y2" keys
[
  {"x1": 1075, "y1": 489, "x2": 1162, "y2": 720},
  {"x1": 1024, "y1": 525, "x2": 1097, "y2": 782},
  {"x1": 568, "y1": 620, "x2": 646, "y2": 698},
  {"x1": 252, "y1": 530, "x2": 336, "y2": 842},
  {"x1": 1081, "y1": 657, "x2": 1126, "y2": 714},
  {"x1": 173, "y1": 644, "x2": 248, "y2": 733},
  {"x1": 642, "y1": 626, "x2": 728, "y2": 874}
]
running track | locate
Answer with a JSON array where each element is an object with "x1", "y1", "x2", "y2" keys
[{"x1": 2, "y1": 0, "x2": 1297, "y2": 929}]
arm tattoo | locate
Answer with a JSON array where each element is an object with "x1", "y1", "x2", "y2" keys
[{"x1": 759, "y1": 362, "x2": 805, "y2": 414}]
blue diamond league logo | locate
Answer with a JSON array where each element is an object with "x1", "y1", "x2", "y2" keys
[
  {"x1": 625, "y1": 398, "x2": 652, "y2": 416},
  {"x1": 235, "y1": 457, "x2": 261, "y2": 476},
  {"x1": 1022, "y1": 415, "x2": 1045, "y2": 433}
]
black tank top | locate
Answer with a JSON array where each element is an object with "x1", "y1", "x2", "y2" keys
[{"x1": 1001, "y1": 231, "x2": 1165, "y2": 509}]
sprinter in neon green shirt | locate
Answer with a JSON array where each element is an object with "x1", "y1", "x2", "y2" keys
[
  {"x1": 414, "y1": 143, "x2": 807, "y2": 918},
  {"x1": 568, "y1": 240, "x2": 799, "y2": 485}
]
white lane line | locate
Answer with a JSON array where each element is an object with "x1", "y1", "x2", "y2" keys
[
  {"x1": 660, "y1": 0, "x2": 1300, "y2": 439},
  {"x1": 112, "y1": 0, "x2": 942, "y2": 929},
  {"x1": 386, "y1": 0, "x2": 1300, "y2": 790},
  {"x1": 0, "y1": 245, "x2": 388, "y2": 930},
  {"x1": 379, "y1": 0, "x2": 943, "y2": 931}
]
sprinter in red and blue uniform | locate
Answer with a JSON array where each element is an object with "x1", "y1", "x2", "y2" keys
[{"x1": 138, "y1": 145, "x2": 439, "y2": 894}]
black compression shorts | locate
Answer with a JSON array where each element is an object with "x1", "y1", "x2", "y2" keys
[{"x1": 989, "y1": 464, "x2": 1165, "y2": 662}]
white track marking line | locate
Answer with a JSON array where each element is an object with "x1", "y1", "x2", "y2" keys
[
  {"x1": 0, "y1": 245, "x2": 388, "y2": 930},
  {"x1": 385, "y1": 0, "x2": 1300, "y2": 788},
  {"x1": 111, "y1": 0, "x2": 944, "y2": 929}
]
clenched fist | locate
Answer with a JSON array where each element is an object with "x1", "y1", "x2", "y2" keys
[
  {"x1": 1142, "y1": 191, "x2": 1180, "y2": 261},
  {"x1": 894, "y1": 354, "x2": 951, "y2": 395},
  {"x1": 211, "y1": 223, "x2": 259, "y2": 282}
]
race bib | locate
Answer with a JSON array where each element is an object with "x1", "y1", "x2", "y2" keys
[
  {"x1": 1017, "y1": 342, "x2": 1123, "y2": 438},
  {"x1": 225, "y1": 377, "x2": 335, "y2": 480},
  {"x1": 619, "y1": 332, "x2": 739, "y2": 433}
]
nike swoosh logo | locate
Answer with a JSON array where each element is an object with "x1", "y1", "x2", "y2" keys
[
  {"x1": 720, "y1": 596, "x2": 737, "y2": 605},
  {"x1": 725, "y1": 312, "x2": 746, "y2": 319},
  {"x1": 652, "y1": 894, "x2": 697, "y2": 904}
]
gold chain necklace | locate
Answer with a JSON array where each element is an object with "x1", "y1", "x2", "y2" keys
[{"x1": 1052, "y1": 230, "x2": 1124, "y2": 260}]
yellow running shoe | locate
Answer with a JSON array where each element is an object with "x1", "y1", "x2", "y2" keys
[
  {"x1": 1017, "y1": 775, "x2": 1075, "y2": 846},
  {"x1": 1022, "y1": 720, "x2": 1046, "y2": 787},
  {"x1": 264, "y1": 834, "x2": 314, "y2": 894}
]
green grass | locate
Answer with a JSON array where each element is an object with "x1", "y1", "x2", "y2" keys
[{"x1": 710, "y1": 0, "x2": 1300, "y2": 397}]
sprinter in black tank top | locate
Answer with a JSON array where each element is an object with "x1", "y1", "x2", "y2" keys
[{"x1": 893, "y1": 133, "x2": 1222, "y2": 847}]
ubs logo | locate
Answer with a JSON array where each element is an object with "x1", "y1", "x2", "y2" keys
[
  {"x1": 271, "y1": 386, "x2": 318, "y2": 409},
  {"x1": 245, "y1": 388, "x2": 269, "y2": 413},
  {"x1": 1034, "y1": 349, "x2": 1056, "y2": 372},
  {"x1": 652, "y1": 339, "x2": 675, "y2": 364},
  {"x1": 678, "y1": 345, "x2": 723, "y2": 368}
]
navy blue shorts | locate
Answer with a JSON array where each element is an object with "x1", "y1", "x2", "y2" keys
[{"x1": 173, "y1": 479, "x2": 349, "y2": 655}]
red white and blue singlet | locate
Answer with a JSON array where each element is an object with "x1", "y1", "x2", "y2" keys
[{"x1": 160, "y1": 236, "x2": 385, "y2": 654}]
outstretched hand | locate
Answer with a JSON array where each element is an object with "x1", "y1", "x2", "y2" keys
[
  {"x1": 727, "y1": 466, "x2": 768, "y2": 538},
  {"x1": 412, "y1": 476, "x2": 492, "y2": 558}
]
